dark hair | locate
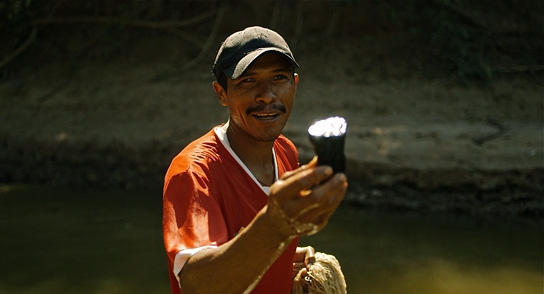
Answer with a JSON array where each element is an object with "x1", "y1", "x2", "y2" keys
[{"x1": 217, "y1": 73, "x2": 228, "y2": 93}]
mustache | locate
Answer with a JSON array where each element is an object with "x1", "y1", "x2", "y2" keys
[{"x1": 246, "y1": 104, "x2": 287, "y2": 115}]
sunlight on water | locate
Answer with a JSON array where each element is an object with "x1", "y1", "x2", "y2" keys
[
  {"x1": 301, "y1": 204, "x2": 543, "y2": 294},
  {"x1": 0, "y1": 185, "x2": 542, "y2": 294},
  {"x1": 360, "y1": 259, "x2": 542, "y2": 294}
]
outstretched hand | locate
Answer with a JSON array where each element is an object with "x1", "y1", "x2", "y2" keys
[{"x1": 267, "y1": 157, "x2": 348, "y2": 237}]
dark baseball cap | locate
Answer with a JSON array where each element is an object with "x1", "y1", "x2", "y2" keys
[{"x1": 212, "y1": 26, "x2": 299, "y2": 80}]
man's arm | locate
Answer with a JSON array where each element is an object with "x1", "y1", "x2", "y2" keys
[{"x1": 179, "y1": 158, "x2": 347, "y2": 293}]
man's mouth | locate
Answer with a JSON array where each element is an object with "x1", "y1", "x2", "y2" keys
[
  {"x1": 247, "y1": 104, "x2": 286, "y2": 120},
  {"x1": 253, "y1": 113, "x2": 280, "y2": 120}
]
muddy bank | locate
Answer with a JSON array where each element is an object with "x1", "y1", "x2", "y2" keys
[
  {"x1": 1, "y1": 133, "x2": 541, "y2": 217},
  {"x1": 1, "y1": 66, "x2": 542, "y2": 217}
]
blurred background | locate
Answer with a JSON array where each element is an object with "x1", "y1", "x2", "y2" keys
[{"x1": 1, "y1": 1, "x2": 542, "y2": 293}]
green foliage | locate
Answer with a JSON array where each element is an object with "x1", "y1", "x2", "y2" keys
[
  {"x1": 4, "y1": 0, "x2": 32, "y2": 20},
  {"x1": 2, "y1": 0, "x2": 32, "y2": 34},
  {"x1": 0, "y1": 0, "x2": 538, "y2": 83},
  {"x1": 1, "y1": 0, "x2": 34, "y2": 74}
]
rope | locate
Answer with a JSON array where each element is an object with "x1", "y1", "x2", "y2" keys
[{"x1": 292, "y1": 252, "x2": 347, "y2": 294}]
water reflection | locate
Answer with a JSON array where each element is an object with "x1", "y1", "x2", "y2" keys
[
  {"x1": 300, "y1": 205, "x2": 543, "y2": 294},
  {"x1": 0, "y1": 185, "x2": 169, "y2": 294},
  {"x1": 0, "y1": 185, "x2": 541, "y2": 293}
]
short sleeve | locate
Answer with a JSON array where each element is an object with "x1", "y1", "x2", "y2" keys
[{"x1": 162, "y1": 168, "x2": 229, "y2": 273}]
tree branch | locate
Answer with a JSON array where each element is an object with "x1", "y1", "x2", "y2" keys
[
  {"x1": 149, "y1": 4, "x2": 227, "y2": 82},
  {"x1": 31, "y1": 10, "x2": 215, "y2": 29},
  {"x1": 0, "y1": 28, "x2": 38, "y2": 70},
  {"x1": 180, "y1": 5, "x2": 226, "y2": 71},
  {"x1": 0, "y1": 8, "x2": 216, "y2": 71}
]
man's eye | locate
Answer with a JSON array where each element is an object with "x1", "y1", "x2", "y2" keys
[{"x1": 274, "y1": 74, "x2": 287, "y2": 80}]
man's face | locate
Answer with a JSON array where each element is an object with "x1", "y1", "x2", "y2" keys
[{"x1": 216, "y1": 52, "x2": 299, "y2": 142}]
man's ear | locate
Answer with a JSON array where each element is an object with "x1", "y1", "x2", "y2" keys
[
  {"x1": 212, "y1": 81, "x2": 228, "y2": 106},
  {"x1": 294, "y1": 73, "x2": 299, "y2": 86}
]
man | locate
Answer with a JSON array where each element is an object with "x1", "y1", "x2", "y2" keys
[{"x1": 163, "y1": 26, "x2": 347, "y2": 294}]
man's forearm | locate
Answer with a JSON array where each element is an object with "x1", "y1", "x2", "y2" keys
[{"x1": 178, "y1": 207, "x2": 296, "y2": 293}]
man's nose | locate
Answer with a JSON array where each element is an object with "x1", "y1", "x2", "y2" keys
[{"x1": 255, "y1": 81, "x2": 276, "y2": 103}]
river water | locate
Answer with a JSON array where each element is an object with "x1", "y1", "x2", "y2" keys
[{"x1": 0, "y1": 185, "x2": 541, "y2": 294}]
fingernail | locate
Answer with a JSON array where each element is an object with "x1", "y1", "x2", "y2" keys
[
  {"x1": 337, "y1": 173, "x2": 347, "y2": 182},
  {"x1": 323, "y1": 166, "x2": 333, "y2": 176}
]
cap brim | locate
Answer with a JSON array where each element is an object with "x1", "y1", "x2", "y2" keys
[{"x1": 223, "y1": 48, "x2": 299, "y2": 79}]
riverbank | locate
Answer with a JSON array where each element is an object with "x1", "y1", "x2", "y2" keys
[{"x1": 1, "y1": 55, "x2": 541, "y2": 217}]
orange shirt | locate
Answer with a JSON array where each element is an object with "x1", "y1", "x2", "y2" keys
[{"x1": 163, "y1": 127, "x2": 300, "y2": 293}]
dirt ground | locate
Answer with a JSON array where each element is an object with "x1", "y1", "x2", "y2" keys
[{"x1": 0, "y1": 3, "x2": 542, "y2": 217}]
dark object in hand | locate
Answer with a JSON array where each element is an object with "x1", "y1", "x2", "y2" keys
[{"x1": 308, "y1": 117, "x2": 347, "y2": 173}]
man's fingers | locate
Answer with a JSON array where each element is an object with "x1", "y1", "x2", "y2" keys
[
  {"x1": 267, "y1": 160, "x2": 348, "y2": 237},
  {"x1": 310, "y1": 173, "x2": 348, "y2": 204},
  {"x1": 281, "y1": 172, "x2": 347, "y2": 216},
  {"x1": 286, "y1": 173, "x2": 348, "y2": 234},
  {"x1": 274, "y1": 165, "x2": 333, "y2": 200},
  {"x1": 304, "y1": 246, "x2": 316, "y2": 268},
  {"x1": 280, "y1": 156, "x2": 318, "y2": 180}
]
